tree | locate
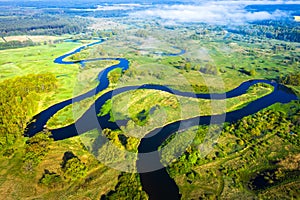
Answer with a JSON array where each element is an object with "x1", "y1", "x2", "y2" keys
[
  {"x1": 39, "y1": 169, "x2": 62, "y2": 188},
  {"x1": 108, "y1": 68, "x2": 122, "y2": 84},
  {"x1": 23, "y1": 130, "x2": 53, "y2": 171},
  {"x1": 184, "y1": 62, "x2": 192, "y2": 72},
  {"x1": 61, "y1": 151, "x2": 87, "y2": 181},
  {"x1": 249, "y1": 69, "x2": 256, "y2": 76}
]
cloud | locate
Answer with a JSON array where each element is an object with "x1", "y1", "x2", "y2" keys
[
  {"x1": 95, "y1": 4, "x2": 145, "y2": 11},
  {"x1": 130, "y1": 1, "x2": 292, "y2": 25}
]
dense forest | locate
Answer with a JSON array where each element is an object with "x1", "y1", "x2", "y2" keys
[
  {"x1": 0, "y1": 14, "x2": 88, "y2": 36},
  {"x1": 0, "y1": 74, "x2": 57, "y2": 149}
]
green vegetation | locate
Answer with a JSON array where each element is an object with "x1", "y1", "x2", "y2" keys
[
  {"x1": 23, "y1": 130, "x2": 53, "y2": 172},
  {"x1": 98, "y1": 84, "x2": 272, "y2": 138},
  {"x1": 0, "y1": 14, "x2": 87, "y2": 36},
  {"x1": 108, "y1": 68, "x2": 123, "y2": 85},
  {"x1": 0, "y1": 4, "x2": 299, "y2": 199},
  {"x1": 0, "y1": 133, "x2": 121, "y2": 199},
  {"x1": 0, "y1": 74, "x2": 57, "y2": 149},
  {"x1": 39, "y1": 170, "x2": 63, "y2": 188},
  {"x1": 101, "y1": 173, "x2": 148, "y2": 200},
  {"x1": 230, "y1": 20, "x2": 300, "y2": 42},
  {"x1": 279, "y1": 72, "x2": 300, "y2": 86},
  {"x1": 61, "y1": 151, "x2": 87, "y2": 181},
  {"x1": 161, "y1": 101, "x2": 300, "y2": 199},
  {"x1": 0, "y1": 41, "x2": 110, "y2": 112}
]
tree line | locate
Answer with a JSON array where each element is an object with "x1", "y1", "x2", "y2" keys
[
  {"x1": 0, "y1": 14, "x2": 88, "y2": 36},
  {"x1": 228, "y1": 20, "x2": 300, "y2": 42}
]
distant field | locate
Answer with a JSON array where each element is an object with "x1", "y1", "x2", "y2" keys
[
  {"x1": 1, "y1": 35, "x2": 65, "y2": 43},
  {"x1": 89, "y1": 18, "x2": 127, "y2": 30}
]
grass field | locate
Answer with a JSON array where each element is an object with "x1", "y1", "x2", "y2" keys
[
  {"x1": 1, "y1": 35, "x2": 65, "y2": 43},
  {"x1": 0, "y1": 42, "x2": 118, "y2": 117},
  {"x1": 0, "y1": 42, "x2": 84, "y2": 112},
  {"x1": 97, "y1": 84, "x2": 272, "y2": 138}
]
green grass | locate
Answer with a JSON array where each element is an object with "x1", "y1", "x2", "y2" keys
[
  {"x1": 0, "y1": 41, "x2": 118, "y2": 117},
  {"x1": 97, "y1": 84, "x2": 272, "y2": 138},
  {"x1": 0, "y1": 42, "x2": 82, "y2": 112}
]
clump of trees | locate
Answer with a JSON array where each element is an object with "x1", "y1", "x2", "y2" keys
[
  {"x1": 101, "y1": 173, "x2": 148, "y2": 200},
  {"x1": 134, "y1": 30, "x2": 148, "y2": 38},
  {"x1": 279, "y1": 72, "x2": 300, "y2": 86},
  {"x1": 61, "y1": 151, "x2": 87, "y2": 181},
  {"x1": 226, "y1": 110, "x2": 295, "y2": 143},
  {"x1": 0, "y1": 38, "x2": 63, "y2": 50},
  {"x1": 39, "y1": 151, "x2": 87, "y2": 188},
  {"x1": 200, "y1": 63, "x2": 219, "y2": 75},
  {"x1": 166, "y1": 126, "x2": 209, "y2": 177},
  {"x1": 23, "y1": 130, "x2": 53, "y2": 172},
  {"x1": 102, "y1": 128, "x2": 139, "y2": 152},
  {"x1": 39, "y1": 170, "x2": 63, "y2": 189},
  {"x1": 0, "y1": 73, "x2": 57, "y2": 149},
  {"x1": 108, "y1": 68, "x2": 123, "y2": 84},
  {"x1": 190, "y1": 84, "x2": 209, "y2": 93},
  {"x1": 0, "y1": 40, "x2": 36, "y2": 50}
]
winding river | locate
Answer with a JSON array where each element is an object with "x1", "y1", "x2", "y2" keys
[{"x1": 25, "y1": 39, "x2": 298, "y2": 200}]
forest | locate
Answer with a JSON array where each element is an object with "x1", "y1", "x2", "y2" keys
[
  {"x1": 0, "y1": 74, "x2": 57, "y2": 149},
  {"x1": 0, "y1": 14, "x2": 88, "y2": 36}
]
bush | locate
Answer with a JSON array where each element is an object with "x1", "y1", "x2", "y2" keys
[{"x1": 40, "y1": 170, "x2": 62, "y2": 188}]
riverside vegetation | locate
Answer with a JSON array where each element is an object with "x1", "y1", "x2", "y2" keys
[{"x1": 0, "y1": 1, "x2": 299, "y2": 199}]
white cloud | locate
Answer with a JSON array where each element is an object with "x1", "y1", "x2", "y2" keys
[
  {"x1": 95, "y1": 3, "x2": 146, "y2": 11},
  {"x1": 130, "y1": 1, "x2": 293, "y2": 25}
]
